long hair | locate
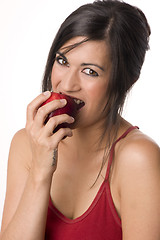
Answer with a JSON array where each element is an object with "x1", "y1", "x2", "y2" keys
[{"x1": 42, "y1": 0, "x2": 151, "y2": 180}]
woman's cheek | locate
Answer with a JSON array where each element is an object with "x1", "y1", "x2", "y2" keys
[{"x1": 51, "y1": 66, "x2": 61, "y2": 88}]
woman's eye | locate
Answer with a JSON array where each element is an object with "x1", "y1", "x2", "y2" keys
[
  {"x1": 56, "y1": 56, "x2": 69, "y2": 66},
  {"x1": 83, "y1": 68, "x2": 99, "y2": 77}
]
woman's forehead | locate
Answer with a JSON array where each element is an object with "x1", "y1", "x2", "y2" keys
[{"x1": 59, "y1": 37, "x2": 110, "y2": 60}]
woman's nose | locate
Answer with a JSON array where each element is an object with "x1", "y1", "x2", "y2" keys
[{"x1": 60, "y1": 70, "x2": 80, "y2": 92}]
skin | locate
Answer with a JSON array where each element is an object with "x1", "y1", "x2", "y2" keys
[{"x1": 0, "y1": 37, "x2": 160, "y2": 240}]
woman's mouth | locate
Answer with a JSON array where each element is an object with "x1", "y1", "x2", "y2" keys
[
  {"x1": 59, "y1": 92, "x2": 85, "y2": 111},
  {"x1": 73, "y1": 98, "x2": 85, "y2": 110}
]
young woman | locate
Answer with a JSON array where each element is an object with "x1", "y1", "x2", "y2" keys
[{"x1": 1, "y1": 0, "x2": 160, "y2": 239}]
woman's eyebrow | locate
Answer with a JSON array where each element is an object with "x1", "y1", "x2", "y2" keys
[
  {"x1": 56, "y1": 51, "x2": 68, "y2": 61},
  {"x1": 81, "y1": 63, "x2": 105, "y2": 71}
]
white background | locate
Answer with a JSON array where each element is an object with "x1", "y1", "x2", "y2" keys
[{"x1": 0, "y1": 0, "x2": 159, "y2": 228}]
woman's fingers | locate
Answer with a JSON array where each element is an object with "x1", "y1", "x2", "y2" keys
[
  {"x1": 26, "y1": 91, "x2": 68, "y2": 131},
  {"x1": 44, "y1": 114, "x2": 75, "y2": 136},
  {"x1": 49, "y1": 127, "x2": 73, "y2": 148},
  {"x1": 26, "y1": 91, "x2": 51, "y2": 122},
  {"x1": 34, "y1": 99, "x2": 67, "y2": 129}
]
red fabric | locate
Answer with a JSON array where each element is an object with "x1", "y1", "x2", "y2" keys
[{"x1": 45, "y1": 126, "x2": 138, "y2": 240}]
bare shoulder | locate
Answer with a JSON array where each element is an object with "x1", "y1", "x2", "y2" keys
[
  {"x1": 11, "y1": 128, "x2": 29, "y2": 146},
  {"x1": 116, "y1": 128, "x2": 160, "y2": 171},
  {"x1": 9, "y1": 128, "x2": 32, "y2": 168},
  {"x1": 116, "y1": 128, "x2": 160, "y2": 239},
  {"x1": 1, "y1": 129, "x2": 32, "y2": 233},
  {"x1": 115, "y1": 128, "x2": 160, "y2": 190},
  {"x1": 8, "y1": 127, "x2": 32, "y2": 187},
  {"x1": 114, "y1": 127, "x2": 160, "y2": 199}
]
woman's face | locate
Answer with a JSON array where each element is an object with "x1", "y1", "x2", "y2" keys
[{"x1": 51, "y1": 36, "x2": 111, "y2": 129}]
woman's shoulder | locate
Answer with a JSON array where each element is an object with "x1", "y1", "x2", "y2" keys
[
  {"x1": 12, "y1": 128, "x2": 28, "y2": 139},
  {"x1": 116, "y1": 128, "x2": 160, "y2": 238},
  {"x1": 116, "y1": 127, "x2": 160, "y2": 178},
  {"x1": 119, "y1": 127, "x2": 159, "y2": 158},
  {"x1": 9, "y1": 128, "x2": 32, "y2": 168},
  {"x1": 11, "y1": 128, "x2": 30, "y2": 153}
]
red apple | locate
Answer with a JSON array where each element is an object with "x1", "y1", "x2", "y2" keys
[{"x1": 41, "y1": 92, "x2": 78, "y2": 132}]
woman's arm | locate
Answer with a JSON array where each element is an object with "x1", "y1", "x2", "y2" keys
[
  {"x1": 0, "y1": 92, "x2": 74, "y2": 240},
  {"x1": 119, "y1": 136, "x2": 160, "y2": 240}
]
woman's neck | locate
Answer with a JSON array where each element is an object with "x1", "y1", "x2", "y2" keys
[
  {"x1": 58, "y1": 124, "x2": 109, "y2": 172},
  {"x1": 59, "y1": 117, "x2": 130, "y2": 163}
]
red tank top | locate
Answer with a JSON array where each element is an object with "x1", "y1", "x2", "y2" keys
[{"x1": 45, "y1": 126, "x2": 138, "y2": 240}]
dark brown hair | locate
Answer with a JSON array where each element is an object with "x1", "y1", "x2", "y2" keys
[{"x1": 42, "y1": 0, "x2": 151, "y2": 179}]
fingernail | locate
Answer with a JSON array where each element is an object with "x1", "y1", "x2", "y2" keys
[
  {"x1": 70, "y1": 117, "x2": 75, "y2": 123},
  {"x1": 60, "y1": 99, "x2": 67, "y2": 104},
  {"x1": 68, "y1": 131, "x2": 73, "y2": 137},
  {"x1": 43, "y1": 91, "x2": 50, "y2": 96}
]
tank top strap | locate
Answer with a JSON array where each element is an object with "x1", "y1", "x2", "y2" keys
[{"x1": 105, "y1": 126, "x2": 139, "y2": 180}]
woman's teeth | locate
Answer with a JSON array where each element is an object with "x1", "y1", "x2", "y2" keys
[{"x1": 74, "y1": 99, "x2": 84, "y2": 105}]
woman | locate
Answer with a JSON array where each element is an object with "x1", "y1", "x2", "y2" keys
[{"x1": 0, "y1": 0, "x2": 160, "y2": 239}]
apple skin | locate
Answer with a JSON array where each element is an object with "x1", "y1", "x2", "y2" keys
[{"x1": 41, "y1": 92, "x2": 77, "y2": 132}]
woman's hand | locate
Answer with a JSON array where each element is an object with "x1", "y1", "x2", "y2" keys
[{"x1": 25, "y1": 91, "x2": 74, "y2": 181}]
